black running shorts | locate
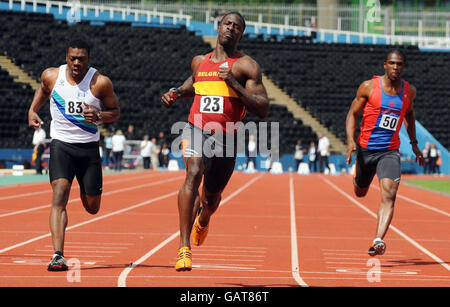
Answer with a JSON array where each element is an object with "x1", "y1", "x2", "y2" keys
[
  {"x1": 49, "y1": 139, "x2": 103, "y2": 195},
  {"x1": 354, "y1": 145, "x2": 401, "y2": 189},
  {"x1": 181, "y1": 123, "x2": 236, "y2": 194}
]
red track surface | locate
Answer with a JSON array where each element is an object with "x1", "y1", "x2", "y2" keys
[{"x1": 0, "y1": 170, "x2": 448, "y2": 287}]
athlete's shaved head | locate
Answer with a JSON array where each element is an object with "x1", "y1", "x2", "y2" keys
[
  {"x1": 220, "y1": 11, "x2": 246, "y2": 32},
  {"x1": 386, "y1": 49, "x2": 406, "y2": 63},
  {"x1": 68, "y1": 39, "x2": 91, "y2": 57}
]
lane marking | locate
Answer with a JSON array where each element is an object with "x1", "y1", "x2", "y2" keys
[
  {"x1": 188, "y1": 253, "x2": 265, "y2": 258},
  {"x1": 117, "y1": 174, "x2": 264, "y2": 287},
  {"x1": 0, "y1": 172, "x2": 164, "y2": 201},
  {"x1": 193, "y1": 264, "x2": 257, "y2": 270},
  {"x1": 24, "y1": 253, "x2": 113, "y2": 258},
  {"x1": 193, "y1": 258, "x2": 265, "y2": 262},
  {"x1": 0, "y1": 191, "x2": 179, "y2": 254},
  {"x1": 321, "y1": 176, "x2": 450, "y2": 272},
  {"x1": 402, "y1": 182, "x2": 450, "y2": 197},
  {"x1": 289, "y1": 173, "x2": 308, "y2": 287},
  {"x1": 199, "y1": 245, "x2": 268, "y2": 250},
  {"x1": 370, "y1": 184, "x2": 450, "y2": 217},
  {"x1": 0, "y1": 176, "x2": 183, "y2": 218}
]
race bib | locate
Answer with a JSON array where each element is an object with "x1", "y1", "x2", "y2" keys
[
  {"x1": 200, "y1": 96, "x2": 224, "y2": 114},
  {"x1": 65, "y1": 101, "x2": 83, "y2": 116},
  {"x1": 378, "y1": 114, "x2": 399, "y2": 131}
]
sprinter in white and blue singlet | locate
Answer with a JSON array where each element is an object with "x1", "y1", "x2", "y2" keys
[{"x1": 28, "y1": 39, "x2": 120, "y2": 271}]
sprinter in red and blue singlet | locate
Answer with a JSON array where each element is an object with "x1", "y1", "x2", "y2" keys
[
  {"x1": 345, "y1": 49, "x2": 424, "y2": 257},
  {"x1": 357, "y1": 75, "x2": 410, "y2": 151},
  {"x1": 161, "y1": 12, "x2": 269, "y2": 272}
]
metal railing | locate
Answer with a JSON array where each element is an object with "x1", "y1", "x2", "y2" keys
[
  {"x1": 4, "y1": 0, "x2": 192, "y2": 26},
  {"x1": 3, "y1": 0, "x2": 450, "y2": 49},
  {"x1": 75, "y1": 1, "x2": 450, "y2": 35}
]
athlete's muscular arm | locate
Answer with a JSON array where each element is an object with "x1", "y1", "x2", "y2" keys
[
  {"x1": 161, "y1": 55, "x2": 205, "y2": 108},
  {"x1": 218, "y1": 56, "x2": 269, "y2": 119},
  {"x1": 345, "y1": 80, "x2": 372, "y2": 165},
  {"x1": 28, "y1": 68, "x2": 58, "y2": 130},
  {"x1": 84, "y1": 74, "x2": 120, "y2": 124},
  {"x1": 403, "y1": 85, "x2": 424, "y2": 166}
]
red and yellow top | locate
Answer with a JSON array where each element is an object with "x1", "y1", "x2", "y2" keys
[{"x1": 188, "y1": 52, "x2": 246, "y2": 134}]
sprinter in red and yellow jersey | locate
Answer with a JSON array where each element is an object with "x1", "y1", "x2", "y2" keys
[
  {"x1": 345, "y1": 49, "x2": 424, "y2": 257},
  {"x1": 161, "y1": 12, "x2": 269, "y2": 271}
]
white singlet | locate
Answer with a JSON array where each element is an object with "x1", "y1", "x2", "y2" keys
[{"x1": 49, "y1": 64, "x2": 102, "y2": 143}]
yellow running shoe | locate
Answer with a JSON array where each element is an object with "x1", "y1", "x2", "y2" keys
[
  {"x1": 175, "y1": 246, "x2": 192, "y2": 271},
  {"x1": 192, "y1": 214, "x2": 209, "y2": 246}
]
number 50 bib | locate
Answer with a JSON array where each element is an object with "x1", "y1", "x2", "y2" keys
[{"x1": 378, "y1": 114, "x2": 399, "y2": 131}]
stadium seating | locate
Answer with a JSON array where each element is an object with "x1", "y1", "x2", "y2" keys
[
  {"x1": 0, "y1": 10, "x2": 317, "y2": 154},
  {"x1": 0, "y1": 9, "x2": 448, "y2": 153},
  {"x1": 0, "y1": 67, "x2": 43, "y2": 148}
]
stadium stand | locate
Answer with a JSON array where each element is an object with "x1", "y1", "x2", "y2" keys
[
  {"x1": 0, "y1": 9, "x2": 318, "y2": 155},
  {"x1": 0, "y1": 9, "x2": 448, "y2": 154},
  {"x1": 0, "y1": 66, "x2": 42, "y2": 148}
]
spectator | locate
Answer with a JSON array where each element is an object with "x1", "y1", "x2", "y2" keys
[
  {"x1": 304, "y1": 18, "x2": 313, "y2": 28},
  {"x1": 32, "y1": 126, "x2": 46, "y2": 174},
  {"x1": 317, "y1": 132, "x2": 331, "y2": 173},
  {"x1": 246, "y1": 134, "x2": 257, "y2": 170},
  {"x1": 161, "y1": 143, "x2": 170, "y2": 168},
  {"x1": 429, "y1": 143, "x2": 441, "y2": 175},
  {"x1": 157, "y1": 131, "x2": 167, "y2": 166},
  {"x1": 112, "y1": 130, "x2": 126, "y2": 171},
  {"x1": 104, "y1": 130, "x2": 113, "y2": 169},
  {"x1": 211, "y1": 10, "x2": 220, "y2": 23},
  {"x1": 151, "y1": 137, "x2": 160, "y2": 170},
  {"x1": 140, "y1": 135, "x2": 152, "y2": 169},
  {"x1": 267, "y1": 148, "x2": 279, "y2": 173},
  {"x1": 294, "y1": 139, "x2": 306, "y2": 172},
  {"x1": 125, "y1": 124, "x2": 135, "y2": 140},
  {"x1": 436, "y1": 150, "x2": 442, "y2": 175},
  {"x1": 422, "y1": 142, "x2": 431, "y2": 174},
  {"x1": 308, "y1": 141, "x2": 317, "y2": 173}
]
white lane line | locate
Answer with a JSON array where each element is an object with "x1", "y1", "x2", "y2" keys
[
  {"x1": 0, "y1": 172, "x2": 163, "y2": 201},
  {"x1": 64, "y1": 242, "x2": 135, "y2": 246},
  {"x1": 194, "y1": 264, "x2": 257, "y2": 270},
  {"x1": 322, "y1": 248, "x2": 403, "y2": 254},
  {"x1": 199, "y1": 245, "x2": 268, "y2": 250},
  {"x1": 193, "y1": 258, "x2": 265, "y2": 262},
  {"x1": 321, "y1": 176, "x2": 450, "y2": 272},
  {"x1": 0, "y1": 190, "x2": 178, "y2": 254},
  {"x1": 289, "y1": 173, "x2": 308, "y2": 287},
  {"x1": 24, "y1": 253, "x2": 113, "y2": 258},
  {"x1": 323, "y1": 252, "x2": 405, "y2": 257},
  {"x1": 36, "y1": 249, "x2": 122, "y2": 254},
  {"x1": 186, "y1": 253, "x2": 265, "y2": 258},
  {"x1": 370, "y1": 184, "x2": 450, "y2": 217},
  {"x1": 44, "y1": 245, "x2": 129, "y2": 250},
  {"x1": 193, "y1": 249, "x2": 267, "y2": 254},
  {"x1": 117, "y1": 174, "x2": 264, "y2": 287},
  {"x1": 0, "y1": 175, "x2": 183, "y2": 218}
]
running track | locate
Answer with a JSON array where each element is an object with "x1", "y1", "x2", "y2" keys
[{"x1": 0, "y1": 170, "x2": 448, "y2": 287}]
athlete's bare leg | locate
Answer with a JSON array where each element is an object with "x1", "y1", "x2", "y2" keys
[
  {"x1": 375, "y1": 178, "x2": 399, "y2": 239},
  {"x1": 80, "y1": 194, "x2": 101, "y2": 215},
  {"x1": 197, "y1": 186, "x2": 222, "y2": 227},
  {"x1": 354, "y1": 184, "x2": 369, "y2": 198},
  {"x1": 50, "y1": 178, "x2": 71, "y2": 253},
  {"x1": 192, "y1": 193, "x2": 201, "y2": 225},
  {"x1": 178, "y1": 157, "x2": 204, "y2": 249}
]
